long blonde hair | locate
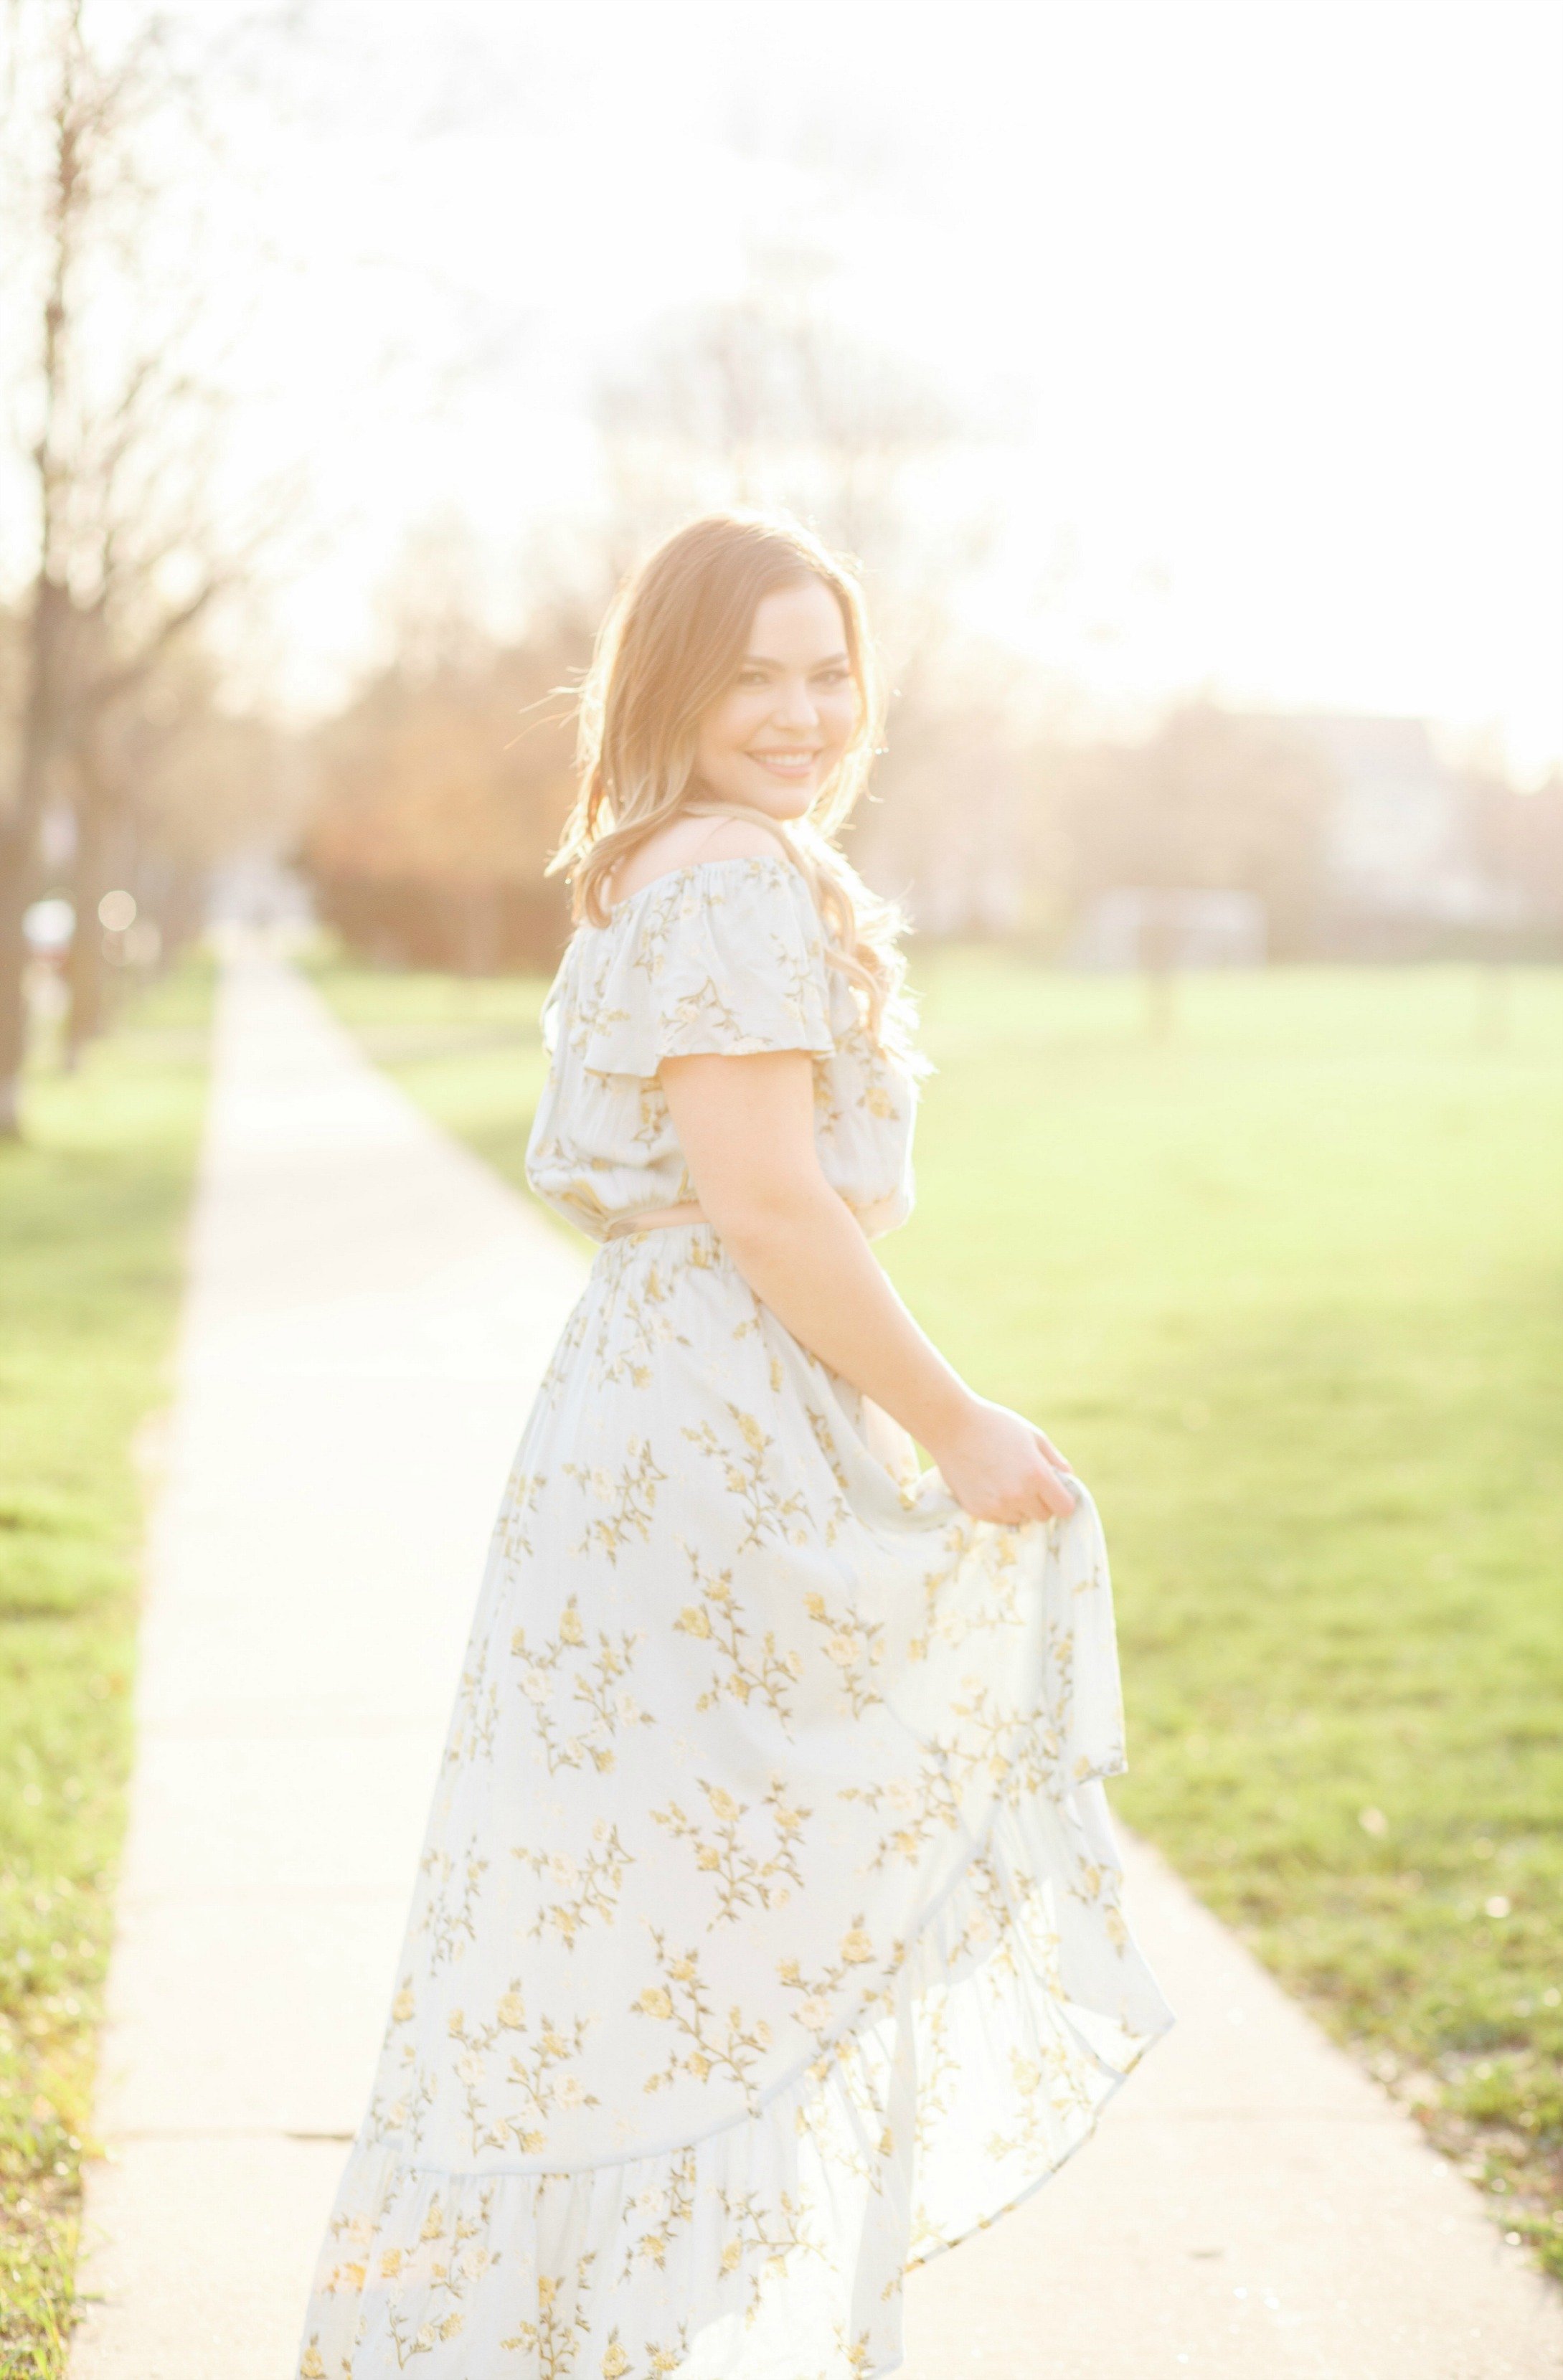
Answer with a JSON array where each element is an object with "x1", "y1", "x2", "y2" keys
[{"x1": 549, "y1": 512, "x2": 906, "y2": 1041}]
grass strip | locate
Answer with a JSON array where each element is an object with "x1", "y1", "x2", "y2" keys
[{"x1": 0, "y1": 961, "x2": 212, "y2": 2372}]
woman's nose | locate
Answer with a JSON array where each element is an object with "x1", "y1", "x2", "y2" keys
[{"x1": 770, "y1": 676, "x2": 820, "y2": 729}]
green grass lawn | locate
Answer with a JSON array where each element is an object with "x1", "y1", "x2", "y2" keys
[
  {"x1": 0, "y1": 963, "x2": 212, "y2": 2372},
  {"x1": 310, "y1": 947, "x2": 1563, "y2": 2275},
  {"x1": 892, "y1": 955, "x2": 1563, "y2": 2268}
]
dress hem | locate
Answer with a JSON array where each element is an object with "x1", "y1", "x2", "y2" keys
[
  {"x1": 859, "y1": 2010, "x2": 1174, "y2": 2380},
  {"x1": 305, "y1": 1775, "x2": 1174, "y2": 2377}
]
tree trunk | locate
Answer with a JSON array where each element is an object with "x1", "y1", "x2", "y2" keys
[
  {"x1": 65, "y1": 869, "x2": 104, "y2": 1063},
  {"x1": 0, "y1": 827, "x2": 32, "y2": 1138},
  {"x1": 1141, "y1": 892, "x2": 1179, "y2": 1045},
  {"x1": 2, "y1": 575, "x2": 71, "y2": 1135}
]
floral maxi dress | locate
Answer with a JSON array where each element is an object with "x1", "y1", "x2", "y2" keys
[{"x1": 297, "y1": 853, "x2": 1173, "y2": 2380}]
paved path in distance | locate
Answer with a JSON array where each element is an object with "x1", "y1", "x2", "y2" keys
[{"x1": 72, "y1": 948, "x2": 1563, "y2": 2379}]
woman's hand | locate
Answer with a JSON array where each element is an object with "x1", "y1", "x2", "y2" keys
[{"x1": 927, "y1": 1394, "x2": 1077, "y2": 1525}]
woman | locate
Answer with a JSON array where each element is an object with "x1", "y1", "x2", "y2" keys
[{"x1": 298, "y1": 514, "x2": 1171, "y2": 2380}]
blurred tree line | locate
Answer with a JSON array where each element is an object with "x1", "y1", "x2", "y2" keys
[
  {"x1": 300, "y1": 253, "x2": 1563, "y2": 976},
  {"x1": 6, "y1": 11, "x2": 1553, "y2": 1110},
  {"x1": 306, "y1": 591, "x2": 587, "y2": 976},
  {"x1": 307, "y1": 604, "x2": 1563, "y2": 978}
]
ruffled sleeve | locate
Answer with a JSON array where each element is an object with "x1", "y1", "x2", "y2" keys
[{"x1": 568, "y1": 857, "x2": 839, "y2": 1078}]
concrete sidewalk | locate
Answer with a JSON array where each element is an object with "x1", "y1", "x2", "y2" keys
[{"x1": 72, "y1": 948, "x2": 1563, "y2": 2378}]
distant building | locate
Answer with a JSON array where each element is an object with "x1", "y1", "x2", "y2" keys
[
  {"x1": 1066, "y1": 714, "x2": 1547, "y2": 970},
  {"x1": 873, "y1": 701, "x2": 1557, "y2": 960},
  {"x1": 1292, "y1": 713, "x2": 1521, "y2": 940}
]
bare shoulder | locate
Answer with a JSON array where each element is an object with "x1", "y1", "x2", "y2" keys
[
  {"x1": 610, "y1": 813, "x2": 785, "y2": 905},
  {"x1": 687, "y1": 816, "x2": 787, "y2": 864}
]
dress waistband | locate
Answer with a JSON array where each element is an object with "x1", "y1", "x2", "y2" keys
[
  {"x1": 603, "y1": 1193, "x2": 900, "y2": 1245},
  {"x1": 603, "y1": 1203, "x2": 708, "y2": 1242}
]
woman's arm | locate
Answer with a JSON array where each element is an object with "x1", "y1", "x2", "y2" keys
[{"x1": 660, "y1": 1048, "x2": 1075, "y2": 1525}]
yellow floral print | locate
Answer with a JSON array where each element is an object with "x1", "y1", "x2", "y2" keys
[{"x1": 296, "y1": 857, "x2": 1171, "y2": 2380}]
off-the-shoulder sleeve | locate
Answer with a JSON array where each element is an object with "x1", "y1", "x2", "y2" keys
[{"x1": 570, "y1": 858, "x2": 838, "y2": 1077}]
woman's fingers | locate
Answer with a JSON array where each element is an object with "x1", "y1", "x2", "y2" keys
[
  {"x1": 968, "y1": 1463, "x2": 1074, "y2": 1526},
  {"x1": 1034, "y1": 1426, "x2": 1071, "y2": 1473},
  {"x1": 1036, "y1": 1460, "x2": 1077, "y2": 1520}
]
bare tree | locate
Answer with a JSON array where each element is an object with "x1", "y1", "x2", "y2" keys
[
  {"x1": 52, "y1": 388, "x2": 259, "y2": 1059},
  {"x1": 0, "y1": 1, "x2": 288, "y2": 1128},
  {"x1": 595, "y1": 252, "x2": 964, "y2": 596}
]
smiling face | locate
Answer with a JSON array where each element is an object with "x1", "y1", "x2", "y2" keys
[{"x1": 691, "y1": 575, "x2": 860, "y2": 821}]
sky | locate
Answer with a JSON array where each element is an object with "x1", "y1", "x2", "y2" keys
[{"x1": 20, "y1": 0, "x2": 1563, "y2": 773}]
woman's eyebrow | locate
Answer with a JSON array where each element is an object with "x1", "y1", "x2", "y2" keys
[{"x1": 742, "y1": 649, "x2": 851, "y2": 669}]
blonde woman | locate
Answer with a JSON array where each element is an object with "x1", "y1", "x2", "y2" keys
[{"x1": 298, "y1": 514, "x2": 1171, "y2": 2380}]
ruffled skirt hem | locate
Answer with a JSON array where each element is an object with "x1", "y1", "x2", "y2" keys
[{"x1": 298, "y1": 1773, "x2": 1171, "y2": 2380}]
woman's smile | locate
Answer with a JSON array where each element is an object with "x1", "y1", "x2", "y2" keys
[{"x1": 745, "y1": 747, "x2": 822, "y2": 777}]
